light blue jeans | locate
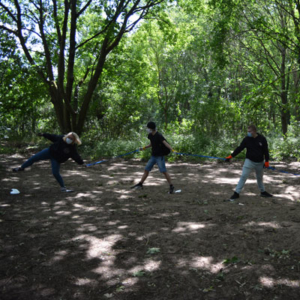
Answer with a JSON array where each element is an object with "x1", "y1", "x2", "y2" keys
[
  {"x1": 21, "y1": 148, "x2": 64, "y2": 187},
  {"x1": 235, "y1": 159, "x2": 265, "y2": 194},
  {"x1": 145, "y1": 156, "x2": 167, "y2": 173}
]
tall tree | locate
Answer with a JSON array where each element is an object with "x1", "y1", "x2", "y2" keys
[{"x1": 0, "y1": 0, "x2": 165, "y2": 134}]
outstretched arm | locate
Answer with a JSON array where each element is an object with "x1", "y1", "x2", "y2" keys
[
  {"x1": 231, "y1": 138, "x2": 247, "y2": 158},
  {"x1": 140, "y1": 143, "x2": 152, "y2": 151},
  {"x1": 71, "y1": 148, "x2": 84, "y2": 165},
  {"x1": 38, "y1": 133, "x2": 62, "y2": 143}
]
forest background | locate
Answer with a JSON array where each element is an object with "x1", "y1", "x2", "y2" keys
[{"x1": 1, "y1": 0, "x2": 300, "y2": 163}]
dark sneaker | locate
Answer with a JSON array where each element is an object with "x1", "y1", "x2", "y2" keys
[
  {"x1": 12, "y1": 167, "x2": 24, "y2": 172},
  {"x1": 131, "y1": 182, "x2": 143, "y2": 190},
  {"x1": 61, "y1": 187, "x2": 74, "y2": 193},
  {"x1": 261, "y1": 191, "x2": 273, "y2": 198},
  {"x1": 169, "y1": 184, "x2": 175, "y2": 194},
  {"x1": 230, "y1": 191, "x2": 239, "y2": 200}
]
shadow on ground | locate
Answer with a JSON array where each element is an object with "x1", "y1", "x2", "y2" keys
[{"x1": 1, "y1": 153, "x2": 300, "y2": 300}]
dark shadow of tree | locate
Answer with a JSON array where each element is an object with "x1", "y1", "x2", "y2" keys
[{"x1": 1, "y1": 154, "x2": 300, "y2": 300}]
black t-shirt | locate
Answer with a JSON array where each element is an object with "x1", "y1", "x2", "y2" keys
[
  {"x1": 231, "y1": 133, "x2": 269, "y2": 163},
  {"x1": 148, "y1": 132, "x2": 166, "y2": 156},
  {"x1": 43, "y1": 133, "x2": 84, "y2": 164}
]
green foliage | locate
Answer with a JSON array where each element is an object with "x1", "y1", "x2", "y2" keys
[
  {"x1": 223, "y1": 256, "x2": 239, "y2": 264},
  {"x1": 2, "y1": 0, "x2": 300, "y2": 156}
]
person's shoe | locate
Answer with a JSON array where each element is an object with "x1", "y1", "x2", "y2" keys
[
  {"x1": 261, "y1": 191, "x2": 273, "y2": 198},
  {"x1": 12, "y1": 167, "x2": 24, "y2": 172},
  {"x1": 131, "y1": 182, "x2": 143, "y2": 190},
  {"x1": 169, "y1": 184, "x2": 175, "y2": 194},
  {"x1": 61, "y1": 187, "x2": 74, "y2": 193},
  {"x1": 230, "y1": 191, "x2": 239, "y2": 200}
]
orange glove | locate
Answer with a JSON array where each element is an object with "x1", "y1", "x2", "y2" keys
[
  {"x1": 225, "y1": 155, "x2": 232, "y2": 162},
  {"x1": 264, "y1": 162, "x2": 269, "y2": 168}
]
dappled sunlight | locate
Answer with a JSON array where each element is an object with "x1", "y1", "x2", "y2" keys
[
  {"x1": 117, "y1": 225, "x2": 129, "y2": 230},
  {"x1": 55, "y1": 210, "x2": 72, "y2": 216},
  {"x1": 77, "y1": 224, "x2": 98, "y2": 233},
  {"x1": 118, "y1": 194, "x2": 134, "y2": 199},
  {"x1": 276, "y1": 192, "x2": 299, "y2": 202},
  {"x1": 260, "y1": 276, "x2": 300, "y2": 288},
  {"x1": 211, "y1": 176, "x2": 239, "y2": 184},
  {"x1": 172, "y1": 222, "x2": 212, "y2": 233},
  {"x1": 2, "y1": 155, "x2": 300, "y2": 299},
  {"x1": 245, "y1": 221, "x2": 281, "y2": 229},
  {"x1": 150, "y1": 212, "x2": 180, "y2": 219},
  {"x1": 284, "y1": 186, "x2": 300, "y2": 198},
  {"x1": 72, "y1": 234, "x2": 123, "y2": 260},
  {"x1": 177, "y1": 256, "x2": 224, "y2": 273},
  {"x1": 2, "y1": 177, "x2": 21, "y2": 182},
  {"x1": 72, "y1": 203, "x2": 100, "y2": 212},
  {"x1": 74, "y1": 277, "x2": 98, "y2": 286},
  {"x1": 136, "y1": 232, "x2": 158, "y2": 241},
  {"x1": 129, "y1": 259, "x2": 161, "y2": 274},
  {"x1": 51, "y1": 250, "x2": 69, "y2": 263},
  {"x1": 73, "y1": 192, "x2": 101, "y2": 199},
  {"x1": 191, "y1": 256, "x2": 224, "y2": 273}
]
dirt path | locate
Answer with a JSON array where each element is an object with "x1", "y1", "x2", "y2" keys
[{"x1": 1, "y1": 153, "x2": 300, "y2": 300}]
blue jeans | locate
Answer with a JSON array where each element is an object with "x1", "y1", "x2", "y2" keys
[
  {"x1": 145, "y1": 156, "x2": 167, "y2": 173},
  {"x1": 235, "y1": 159, "x2": 265, "y2": 194},
  {"x1": 21, "y1": 148, "x2": 65, "y2": 187}
]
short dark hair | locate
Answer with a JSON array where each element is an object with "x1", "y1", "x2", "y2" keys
[
  {"x1": 248, "y1": 125, "x2": 257, "y2": 132},
  {"x1": 147, "y1": 121, "x2": 156, "y2": 130}
]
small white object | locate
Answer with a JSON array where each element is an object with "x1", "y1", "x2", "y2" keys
[
  {"x1": 10, "y1": 189, "x2": 20, "y2": 195},
  {"x1": 175, "y1": 190, "x2": 181, "y2": 193},
  {"x1": 238, "y1": 203, "x2": 244, "y2": 206}
]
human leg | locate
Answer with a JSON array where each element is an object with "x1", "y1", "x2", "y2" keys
[
  {"x1": 235, "y1": 159, "x2": 253, "y2": 194},
  {"x1": 254, "y1": 162, "x2": 272, "y2": 197},
  {"x1": 131, "y1": 157, "x2": 156, "y2": 189},
  {"x1": 21, "y1": 148, "x2": 51, "y2": 169},
  {"x1": 157, "y1": 157, "x2": 174, "y2": 193},
  {"x1": 140, "y1": 170, "x2": 149, "y2": 184},
  {"x1": 50, "y1": 158, "x2": 65, "y2": 188},
  {"x1": 254, "y1": 162, "x2": 265, "y2": 192},
  {"x1": 163, "y1": 172, "x2": 172, "y2": 185}
]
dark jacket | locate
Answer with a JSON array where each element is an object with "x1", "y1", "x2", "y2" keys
[
  {"x1": 231, "y1": 133, "x2": 269, "y2": 163},
  {"x1": 43, "y1": 133, "x2": 84, "y2": 164}
]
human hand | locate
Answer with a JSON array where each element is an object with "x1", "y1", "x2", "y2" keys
[
  {"x1": 225, "y1": 155, "x2": 232, "y2": 162},
  {"x1": 139, "y1": 147, "x2": 146, "y2": 151}
]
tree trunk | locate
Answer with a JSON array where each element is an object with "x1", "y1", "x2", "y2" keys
[{"x1": 280, "y1": 47, "x2": 288, "y2": 136}]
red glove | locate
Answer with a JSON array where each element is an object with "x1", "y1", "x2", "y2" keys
[
  {"x1": 225, "y1": 155, "x2": 232, "y2": 162},
  {"x1": 264, "y1": 162, "x2": 269, "y2": 168}
]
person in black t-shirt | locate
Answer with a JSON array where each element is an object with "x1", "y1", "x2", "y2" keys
[
  {"x1": 12, "y1": 132, "x2": 84, "y2": 193},
  {"x1": 225, "y1": 125, "x2": 273, "y2": 200},
  {"x1": 131, "y1": 121, "x2": 175, "y2": 194}
]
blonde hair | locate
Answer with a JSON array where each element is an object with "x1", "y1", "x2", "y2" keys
[{"x1": 64, "y1": 132, "x2": 82, "y2": 145}]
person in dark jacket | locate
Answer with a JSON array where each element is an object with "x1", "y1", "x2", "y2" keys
[
  {"x1": 12, "y1": 132, "x2": 84, "y2": 192},
  {"x1": 131, "y1": 121, "x2": 175, "y2": 194},
  {"x1": 225, "y1": 125, "x2": 273, "y2": 200}
]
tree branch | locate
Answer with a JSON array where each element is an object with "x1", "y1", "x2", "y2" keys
[{"x1": 76, "y1": 0, "x2": 92, "y2": 17}]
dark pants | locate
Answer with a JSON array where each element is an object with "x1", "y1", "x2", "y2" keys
[{"x1": 21, "y1": 148, "x2": 64, "y2": 187}]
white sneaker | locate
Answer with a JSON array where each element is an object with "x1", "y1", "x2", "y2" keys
[{"x1": 61, "y1": 187, "x2": 74, "y2": 193}]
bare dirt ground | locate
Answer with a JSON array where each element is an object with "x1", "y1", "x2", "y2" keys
[{"x1": 1, "y1": 149, "x2": 300, "y2": 300}]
